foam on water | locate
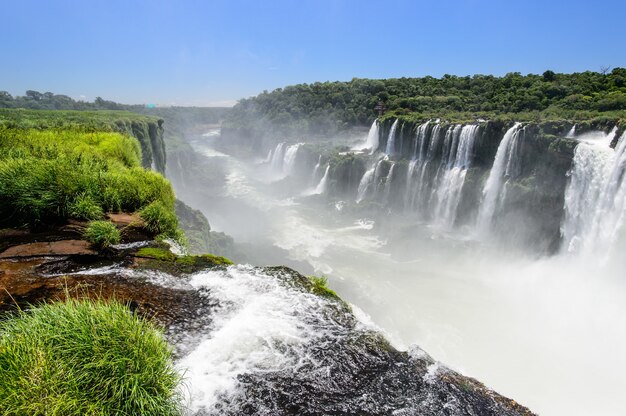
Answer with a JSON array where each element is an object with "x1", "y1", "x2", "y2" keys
[{"x1": 178, "y1": 265, "x2": 347, "y2": 413}]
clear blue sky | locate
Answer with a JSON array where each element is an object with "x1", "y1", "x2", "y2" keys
[{"x1": 2, "y1": 0, "x2": 624, "y2": 106}]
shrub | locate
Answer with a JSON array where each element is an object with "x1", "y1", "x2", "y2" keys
[
  {"x1": 84, "y1": 220, "x2": 121, "y2": 249},
  {"x1": 0, "y1": 298, "x2": 182, "y2": 415}
]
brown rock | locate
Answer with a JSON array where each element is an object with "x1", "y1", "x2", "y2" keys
[{"x1": 0, "y1": 240, "x2": 96, "y2": 259}]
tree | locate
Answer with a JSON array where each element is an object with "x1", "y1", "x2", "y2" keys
[{"x1": 542, "y1": 70, "x2": 556, "y2": 82}]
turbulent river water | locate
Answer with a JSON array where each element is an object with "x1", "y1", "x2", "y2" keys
[{"x1": 176, "y1": 127, "x2": 626, "y2": 416}]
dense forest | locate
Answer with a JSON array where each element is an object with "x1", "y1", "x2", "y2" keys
[{"x1": 225, "y1": 69, "x2": 626, "y2": 135}]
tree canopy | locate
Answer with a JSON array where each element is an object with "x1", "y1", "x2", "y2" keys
[{"x1": 224, "y1": 68, "x2": 626, "y2": 135}]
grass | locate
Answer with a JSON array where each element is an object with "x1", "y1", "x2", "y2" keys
[
  {"x1": 84, "y1": 220, "x2": 121, "y2": 249},
  {"x1": 140, "y1": 201, "x2": 179, "y2": 237},
  {"x1": 308, "y1": 275, "x2": 339, "y2": 299},
  {"x1": 0, "y1": 298, "x2": 182, "y2": 415}
]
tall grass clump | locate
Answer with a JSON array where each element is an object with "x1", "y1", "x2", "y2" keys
[
  {"x1": 0, "y1": 298, "x2": 183, "y2": 415},
  {"x1": 84, "y1": 220, "x2": 121, "y2": 249},
  {"x1": 140, "y1": 200, "x2": 179, "y2": 238}
]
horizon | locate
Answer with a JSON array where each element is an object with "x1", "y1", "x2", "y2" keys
[{"x1": 2, "y1": 0, "x2": 625, "y2": 106}]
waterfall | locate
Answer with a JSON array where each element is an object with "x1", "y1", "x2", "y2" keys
[
  {"x1": 475, "y1": 123, "x2": 524, "y2": 234},
  {"x1": 432, "y1": 125, "x2": 479, "y2": 229},
  {"x1": 405, "y1": 123, "x2": 441, "y2": 212},
  {"x1": 313, "y1": 165, "x2": 331, "y2": 195},
  {"x1": 385, "y1": 120, "x2": 399, "y2": 155},
  {"x1": 412, "y1": 121, "x2": 431, "y2": 160},
  {"x1": 365, "y1": 120, "x2": 380, "y2": 153},
  {"x1": 356, "y1": 157, "x2": 386, "y2": 203},
  {"x1": 356, "y1": 165, "x2": 376, "y2": 203},
  {"x1": 383, "y1": 162, "x2": 396, "y2": 202},
  {"x1": 282, "y1": 143, "x2": 303, "y2": 176},
  {"x1": 561, "y1": 127, "x2": 625, "y2": 256},
  {"x1": 566, "y1": 124, "x2": 577, "y2": 138},
  {"x1": 270, "y1": 143, "x2": 286, "y2": 173},
  {"x1": 264, "y1": 148, "x2": 274, "y2": 164},
  {"x1": 310, "y1": 155, "x2": 322, "y2": 185}
]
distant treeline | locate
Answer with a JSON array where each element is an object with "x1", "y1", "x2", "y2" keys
[
  {"x1": 225, "y1": 69, "x2": 626, "y2": 135},
  {"x1": 0, "y1": 90, "x2": 230, "y2": 125},
  {"x1": 0, "y1": 90, "x2": 231, "y2": 149}
]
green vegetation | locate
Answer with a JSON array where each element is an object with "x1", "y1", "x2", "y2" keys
[
  {"x1": 136, "y1": 247, "x2": 233, "y2": 274},
  {"x1": 0, "y1": 125, "x2": 175, "y2": 229},
  {"x1": 84, "y1": 220, "x2": 121, "y2": 249},
  {"x1": 308, "y1": 275, "x2": 339, "y2": 299},
  {"x1": 225, "y1": 69, "x2": 626, "y2": 135},
  {"x1": 0, "y1": 110, "x2": 184, "y2": 244},
  {"x1": 0, "y1": 298, "x2": 182, "y2": 415},
  {"x1": 69, "y1": 193, "x2": 105, "y2": 220},
  {"x1": 0, "y1": 108, "x2": 166, "y2": 172},
  {"x1": 136, "y1": 247, "x2": 178, "y2": 262},
  {"x1": 140, "y1": 201, "x2": 179, "y2": 237}
]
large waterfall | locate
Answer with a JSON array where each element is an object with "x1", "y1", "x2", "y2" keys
[
  {"x1": 561, "y1": 127, "x2": 625, "y2": 256},
  {"x1": 475, "y1": 123, "x2": 524, "y2": 235}
]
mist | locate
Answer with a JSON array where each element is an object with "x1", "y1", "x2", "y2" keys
[{"x1": 166, "y1": 118, "x2": 626, "y2": 416}]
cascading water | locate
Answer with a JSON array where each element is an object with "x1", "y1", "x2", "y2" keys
[
  {"x1": 383, "y1": 162, "x2": 396, "y2": 202},
  {"x1": 356, "y1": 164, "x2": 376, "y2": 203},
  {"x1": 385, "y1": 119, "x2": 399, "y2": 155},
  {"x1": 412, "y1": 121, "x2": 431, "y2": 160},
  {"x1": 356, "y1": 157, "x2": 386, "y2": 203},
  {"x1": 566, "y1": 124, "x2": 576, "y2": 138},
  {"x1": 432, "y1": 125, "x2": 479, "y2": 229},
  {"x1": 310, "y1": 155, "x2": 322, "y2": 185},
  {"x1": 178, "y1": 265, "x2": 346, "y2": 413},
  {"x1": 282, "y1": 143, "x2": 302, "y2": 176},
  {"x1": 269, "y1": 142, "x2": 303, "y2": 178},
  {"x1": 405, "y1": 123, "x2": 441, "y2": 212},
  {"x1": 270, "y1": 143, "x2": 286, "y2": 173},
  {"x1": 475, "y1": 123, "x2": 524, "y2": 235},
  {"x1": 561, "y1": 127, "x2": 626, "y2": 256},
  {"x1": 364, "y1": 119, "x2": 380, "y2": 153},
  {"x1": 313, "y1": 164, "x2": 330, "y2": 195},
  {"x1": 428, "y1": 125, "x2": 461, "y2": 209}
]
